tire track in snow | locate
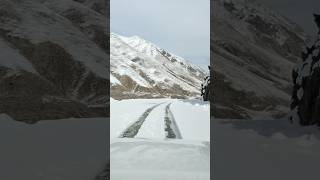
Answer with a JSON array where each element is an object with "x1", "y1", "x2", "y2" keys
[
  {"x1": 119, "y1": 103, "x2": 164, "y2": 138},
  {"x1": 164, "y1": 103, "x2": 182, "y2": 139},
  {"x1": 135, "y1": 103, "x2": 168, "y2": 138}
]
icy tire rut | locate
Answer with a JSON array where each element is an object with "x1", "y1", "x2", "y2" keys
[
  {"x1": 164, "y1": 103, "x2": 182, "y2": 139},
  {"x1": 120, "y1": 103, "x2": 163, "y2": 138}
]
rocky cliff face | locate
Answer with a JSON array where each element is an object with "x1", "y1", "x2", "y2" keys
[
  {"x1": 212, "y1": 0, "x2": 307, "y2": 119},
  {"x1": 110, "y1": 33, "x2": 206, "y2": 99},
  {"x1": 0, "y1": 0, "x2": 108, "y2": 122}
]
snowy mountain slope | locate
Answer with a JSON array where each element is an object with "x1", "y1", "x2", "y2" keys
[
  {"x1": 0, "y1": 39, "x2": 36, "y2": 73},
  {"x1": 74, "y1": 0, "x2": 108, "y2": 16},
  {"x1": 110, "y1": 33, "x2": 207, "y2": 99},
  {"x1": 0, "y1": 0, "x2": 108, "y2": 121},
  {"x1": 0, "y1": 0, "x2": 108, "y2": 78},
  {"x1": 212, "y1": 0, "x2": 307, "y2": 119}
]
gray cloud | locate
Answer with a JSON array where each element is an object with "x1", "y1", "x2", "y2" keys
[{"x1": 111, "y1": 0, "x2": 210, "y2": 68}]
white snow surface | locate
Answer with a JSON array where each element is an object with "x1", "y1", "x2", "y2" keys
[
  {"x1": 110, "y1": 98, "x2": 169, "y2": 138},
  {"x1": 0, "y1": 114, "x2": 107, "y2": 180},
  {"x1": 110, "y1": 74, "x2": 121, "y2": 85},
  {"x1": 214, "y1": 118, "x2": 320, "y2": 180},
  {"x1": 110, "y1": 98, "x2": 210, "y2": 180},
  {"x1": 171, "y1": 100, "x2": 210, "y2": 141},
  {"x1": 118, "y1": 34, "x2": 160, "y2": 58},
  {"x1": 135, "y1": 103, "x2": 167, "y2": 139},
  {"x1": 110, "y1": 138, "x2": 210, "y2": 180}
]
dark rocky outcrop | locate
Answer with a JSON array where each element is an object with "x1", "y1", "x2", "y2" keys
[{"x1": 290, "y1": 14, "x2": 320, "y2": 126}]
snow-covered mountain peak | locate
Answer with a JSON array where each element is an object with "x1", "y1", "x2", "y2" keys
[
  {"x1": 117, "y1": 34, "x2": 161, "y2": 58},
  {"x1": 111, "y1": 32, "x2": 207, "y2": 99},
  {"x1": 113, "y1": 33, "x2": 204, "y2": 72}
]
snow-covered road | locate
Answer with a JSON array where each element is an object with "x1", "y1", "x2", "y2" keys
[
  {"x1": 110, "y1": 98, "x2": 210, "y2": 140},
  {"x1": 110, "y1": 98, "x2": 210, "y2": 180}
]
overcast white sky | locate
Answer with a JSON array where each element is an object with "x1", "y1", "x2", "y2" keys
[{"x1": 111, "y1": 0, "x2": 210, "y2": 69}]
